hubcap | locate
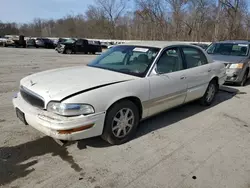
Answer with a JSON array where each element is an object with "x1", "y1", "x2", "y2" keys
[
  {"x1": 206, "y1": 84, "x2": 215, "y2": 102},
  {"x1": 112, "y1": 108, "x2": 135, "y2": 138}
]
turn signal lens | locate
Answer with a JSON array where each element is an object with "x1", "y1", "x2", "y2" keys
[{"x1": 57, "y1": 124, "x2": 94, "y2": 134}]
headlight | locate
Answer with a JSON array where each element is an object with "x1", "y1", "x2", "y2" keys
[
  {"x1": 47, "y1": 102, "x2": 95, "y2": 116},
  {"x1": 229, "y1": 63, "x2": 244, "y2": 69}
]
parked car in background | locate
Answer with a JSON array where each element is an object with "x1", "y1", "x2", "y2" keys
[
  {"x1": 35, "y1": 38, "x2": 55, "y2": 49},
  {"x1": 3, "y1": 35, "x2": 26, "y2": 48},
  {"x1": 13, "y1": 42, "x2": 226, "y2": 145},
  {"x1": 55, "y1": 38, "x2": 76, "y2": 52},
  {"x1": 206, "y1": 40, "x2": 250, "y2": 86},
  {"x1": 26, "y1": 38, "x2": 38, "y2": 48},
  {"x1": 0, "y1": 36, "x2": 7, "y2": 46},
  {"x1": 57, "y1": 38, "x2": 102, "y2": 54}
]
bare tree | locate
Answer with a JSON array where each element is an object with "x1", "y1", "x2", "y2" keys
[
  {"x1": 1, "y1": 0, "x2": 250, "y2": 41},
  {"x1": 94, "y1": 0, "x2": 129, "y2": 38},
  {"x1": 166, "y1": 0, "x2": 189, "y2": 39}
]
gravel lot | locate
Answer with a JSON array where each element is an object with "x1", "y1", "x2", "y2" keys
[{"x1": 0, "y1": 48, "x2": 250, "y2": 188}]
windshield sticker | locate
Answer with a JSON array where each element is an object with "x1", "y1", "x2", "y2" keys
[
  {"x1": 133, "y1": 47, "x2": 149, "y2": 52},
  {"x1": 238, "y1": 44, "x2": 248, "y2": 47}
]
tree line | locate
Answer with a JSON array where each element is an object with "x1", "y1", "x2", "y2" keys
[{"x1": 0, "y1": 0, "x2": 249, "y2": 42}]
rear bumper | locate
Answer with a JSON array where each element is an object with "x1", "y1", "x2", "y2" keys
[{"x1": 12, "y1": 93, "x2": 106, "y2": 141}]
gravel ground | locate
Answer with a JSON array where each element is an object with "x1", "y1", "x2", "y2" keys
[{"x1": 0, "y1": 47, "x2": 250, "y2": 188}]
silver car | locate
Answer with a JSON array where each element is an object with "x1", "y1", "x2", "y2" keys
[{"x1": 206, "y1": 40, "x2": 250, "y2": 86}]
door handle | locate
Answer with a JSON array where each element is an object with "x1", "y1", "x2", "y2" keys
[
  {"x1": 208, "y1": 69, "x2": 212, "y2": 72},
  {"x1": 180, "y1": 76, "x2": 186, "y2": 80}
]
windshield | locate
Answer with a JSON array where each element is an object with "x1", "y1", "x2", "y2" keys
[
  {"x1": 88, "y1": 45, "x2": 160, "y2": 77},
  {"x1": 207, "y1": 43, "x2": 249, "y2": 56}
]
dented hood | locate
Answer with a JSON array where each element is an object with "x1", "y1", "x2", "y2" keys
[{"x1": 20, "y1": 66, "x2": 136, "y2": 102}]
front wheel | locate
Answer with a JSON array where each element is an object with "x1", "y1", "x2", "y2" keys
[
  {"x1": 200, "y1": 80, "x2": 218, "y2": 106},
  {"x1": 101, "y1": 100, "x2": 140, "y2": 145},
  {"x1": 239, "y1": 71, "x2": 248, "y2": 86},
  {"x1": 65, "y1": 49, "x2": 72, "y2": 54}
]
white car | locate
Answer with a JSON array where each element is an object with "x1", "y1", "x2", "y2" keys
[{"x1": 13, "y1": 42, "x2": 226, "y2": 145}]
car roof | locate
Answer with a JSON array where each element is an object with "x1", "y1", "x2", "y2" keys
[
  {"x1": 119, "y1": 41, "x2": 201, "y2": 49},
  {"x1": 216, "y1": 40, "x2": 250, "y2": 44}
]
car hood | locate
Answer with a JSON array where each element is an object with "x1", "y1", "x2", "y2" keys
[
  {"x1": 20, "y1": 66, "x2": 136, "y2": 102},
  {"x1": 209, "y1": 54, "x2": 246, "y2": 64}
]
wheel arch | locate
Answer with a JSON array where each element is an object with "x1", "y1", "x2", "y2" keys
[
  {"x1": 106, "y1": 96, "x2": 143, "y2": 120},
  {"x1": 210, "y1": 76, "x2": 219, "y2": 90}
]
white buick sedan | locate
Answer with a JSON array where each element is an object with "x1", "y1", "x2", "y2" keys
[{"x1": 13, "y1": 42, "x2": 226, "y2": 145}]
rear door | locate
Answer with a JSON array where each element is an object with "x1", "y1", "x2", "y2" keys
[{"x1": 180, "y1": 46, "x2": 212, "y2": 102}]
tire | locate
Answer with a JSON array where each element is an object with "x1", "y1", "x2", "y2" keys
[
  {"x1": 65, "y1": 49, "x2": 72, "y2": 54},
  {"x1": 101, "y1": 100, "x2": 140, "y2": 145},
  {"x1": 200, "y1": 80, "x2": 218, "y2": 106},
  {"x1": 239, "y1": 70, "x2": 248, "y2": 86}
]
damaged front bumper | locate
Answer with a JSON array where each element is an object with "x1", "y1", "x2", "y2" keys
[
  {"x1": 225, "y1": 68, "x2": 244, "y2": 83},
  {"x1": 12, "y1": 92, "x2": 106, "y2": 141}
]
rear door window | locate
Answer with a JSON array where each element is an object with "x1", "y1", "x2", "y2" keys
[{"x1": 182, "y1": 47, "x2": 208, "y2": 69}]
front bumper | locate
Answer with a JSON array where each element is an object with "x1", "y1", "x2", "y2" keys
[
  {"x1": 12, "y1": 93, "x2": 106, "y2": 141},
  {"x1": 57, "y1": 47, "x2": 64, "y2": 53},
  {"x1": 224, "y1": 68, "x2": 244, "y2": 83}
]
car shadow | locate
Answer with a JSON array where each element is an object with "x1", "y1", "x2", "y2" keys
[
  {"x1": 135, "y1": 86, "x2": 239, "y2": 138},
  {"x1": 0, "y1": 136, "x2": 84, "y2": 186},
  {"x1": 0, "y1": 86, "x2": 239, "y2": 186}
]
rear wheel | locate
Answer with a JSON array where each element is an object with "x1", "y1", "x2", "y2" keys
[
  {"x1": 101, "y1": 100, "x2": 140, "y2": 145},
  {"x1": 200, "y1": 80, "x2": 218, "y2": 106}
]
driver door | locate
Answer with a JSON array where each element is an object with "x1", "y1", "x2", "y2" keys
[{"x1": 146, "y1": 47, "x2": 188, "y2": 116}]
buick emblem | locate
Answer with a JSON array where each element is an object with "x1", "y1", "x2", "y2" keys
[{"x1": 30, "y1": 80, "x2": 36, "y2": 86}]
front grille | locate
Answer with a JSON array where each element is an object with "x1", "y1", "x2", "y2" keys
[{"x1": 20, "y1": 87, "x2": 44, "y2": 109}]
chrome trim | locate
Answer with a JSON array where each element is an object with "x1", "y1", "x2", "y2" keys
[{"x1": 142, "y1": 89, "x2": 186, "y2": 109}]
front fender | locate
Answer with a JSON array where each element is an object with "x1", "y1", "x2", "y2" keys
[{"x1": 63, "y1": 78, "x2": 150, "y2": 116}]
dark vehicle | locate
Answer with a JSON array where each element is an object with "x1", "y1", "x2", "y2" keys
[
  {"x1": 3, "y1": 35, "x2": 26, "y2": 48},
  {"x1": 55, "y1": 38, "x2": 76, "y2": 52},
  {"x1": 57, "y1": 38, "x2": 102, "y2": 54},
  {"x1": 35, "y1": 38, "x2": 55, "y2": 49},
  {"x1": 26, "y1": 39, "x2": 38, "y2": 48}
]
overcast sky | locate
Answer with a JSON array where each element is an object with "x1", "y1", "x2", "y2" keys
[{"x1": 0, "y1": 0, "x2": 93, "y2": 23}]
